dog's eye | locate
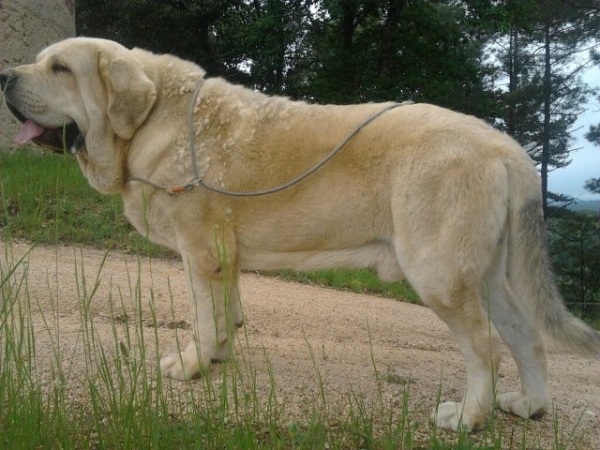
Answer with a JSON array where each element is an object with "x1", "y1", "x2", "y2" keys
[{"x1": 52, "y1": 62, "x2": 71, "y2": 74}]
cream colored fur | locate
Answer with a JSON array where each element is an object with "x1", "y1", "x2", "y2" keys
[{"x1": 3, "y1": 37, "x2": 599, "y2": 433}]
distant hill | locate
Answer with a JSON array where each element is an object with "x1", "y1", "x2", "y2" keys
[
  {"x1": 568, "y1": 200, "x2": 600, "y2": 212},
  {"x1": 551, "y1": 200, "x2": 600, "y2": 212}
]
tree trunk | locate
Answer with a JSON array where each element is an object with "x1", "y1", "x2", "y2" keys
[
  {"x1": 0, "y1": 0, "x2": 76, "y2": 150},
  {"x1": 377, "y1": 0, "x2": 407, "y2": 79},
  {"x1": 506, "y1": 27, "x2": 518, "y2": 137},
  {"x1": 341, "y1": 0, "x2": 356, "y2": 51},
  {"x1": 541, "y1": 22, "x2": 552, "y2": 218}
]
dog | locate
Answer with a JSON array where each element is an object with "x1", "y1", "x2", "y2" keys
[{"x1": 1, "y1": 37, "x2": 598, "y2": 432}]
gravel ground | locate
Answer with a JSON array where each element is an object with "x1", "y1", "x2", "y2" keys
[{"x1": 2, "y1": 241, "x2": 599, "y2": 448}]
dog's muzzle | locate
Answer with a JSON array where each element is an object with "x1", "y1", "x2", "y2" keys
[{"x1": 0, "y1": 69, "x2": 84, "y2": 154}]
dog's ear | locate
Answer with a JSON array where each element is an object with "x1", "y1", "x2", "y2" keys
[{"x1": 98, "y1": 50, "x2": 157, "y2": 140}]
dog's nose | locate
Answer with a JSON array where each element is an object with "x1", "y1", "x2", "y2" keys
[{"x1": 0, "y1": 69, "x2": 17, "y2": 91}]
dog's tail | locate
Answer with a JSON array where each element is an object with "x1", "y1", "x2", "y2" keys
[{"x1": 505, "y1": 156, "x2": 600, "y2": 358}]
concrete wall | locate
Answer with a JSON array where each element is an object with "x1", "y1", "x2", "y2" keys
[{"x1": 0, "y1": 0, "x2": 75, "y2": 149}]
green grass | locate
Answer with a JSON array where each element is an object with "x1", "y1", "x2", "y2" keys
[
  {"x1": 0, "y1": 148, "x2": 168, "y2": 256},
  {"x1": 273, "y1": 268, "x2": 420, "y2": 304},
  {"x1": 0, "y1": 148, "x2": 420, "y2": 304},
  {"x1": 1, "y1": 243, "x2": 592, "y2": 450},
  {"x1": 0, "y1": 148, "x2": 594, "y2": 449}
]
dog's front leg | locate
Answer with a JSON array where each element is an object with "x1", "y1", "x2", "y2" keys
[{"x1": 160, "y1": 250, "x2": 242, "y2": 380}]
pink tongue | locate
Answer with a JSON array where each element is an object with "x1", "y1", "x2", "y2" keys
[{"x1": 14, "y1": 120, "x2": 45, "y2": 144}]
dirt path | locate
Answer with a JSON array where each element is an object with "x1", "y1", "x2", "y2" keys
[{"x1": 2, "y1": 241, "x2": 599, "y2": 447}]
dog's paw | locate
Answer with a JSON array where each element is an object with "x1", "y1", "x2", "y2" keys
[
  {"x1": 496, "y1": 392, "x2": 548, "y2": 419},
  {"x1": 431, "y1": 401, "x2": 486, "y2": 432},
  {"x1": 210, "y1": 342, "x2": 232, "y2": 363},
  {"x1": 160, "y1": 353, "x2": 203, "y2": 381}
]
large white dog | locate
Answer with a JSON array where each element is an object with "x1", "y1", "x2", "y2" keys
[{"x1": 1, "y1": 37, "x2": 598, "y2": 432}]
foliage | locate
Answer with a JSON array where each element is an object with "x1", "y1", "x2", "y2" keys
[
  {"x1": 303, "y1": 1, "x2": 499, "y2": 118},
  {"x1": 584, "y1": 90, "x2": 600, "y2": 196},
  {"x1": 75, "y1": 1, "x2": 500, "y2": 117},
  {"x1": 214, "y1": 0, "x2": 315, "y2": 94},
  {"x1": 491, "y1": 0, "x2": 597, "y2": 215},
  {"x1": 74, "y1": 0, "x2": 600, "y2": 218},
  {"x1": 586, "y1": 124, "x2": 600, "y2": 145},
  {"x1": 584, "y1": 178, "x2": 600, "y2": 195},
  {"x1": 549, "y1": 209, "x2": 600, "y2": 322},
  {"x1": 76, "y1": 0, "x2": 233, "y2": 78}
]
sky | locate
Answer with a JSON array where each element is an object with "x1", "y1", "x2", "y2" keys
[{"x1": 547, "y1": 65, "x2": 600, "y2": 201}]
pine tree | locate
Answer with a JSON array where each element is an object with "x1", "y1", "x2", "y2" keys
[{"x1": 495, "y1": 0, "x2": 597, "y2": 215}]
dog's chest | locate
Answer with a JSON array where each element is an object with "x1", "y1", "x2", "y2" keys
[{"x1": 121, "y1": 188, "x2": 179, "y2": 251}]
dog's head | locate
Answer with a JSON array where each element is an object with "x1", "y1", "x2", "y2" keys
[{"x1": 0, "y1": 37, "x2": 157, "y2": 154}]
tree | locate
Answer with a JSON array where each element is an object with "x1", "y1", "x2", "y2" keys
[
  {"x1": 299, "y1": 0, "x2": 499, "y2": 118},
  {"x1": 550, "y1": 210, "x2": 600, "y2": 321},
  {"x1": 493, "y1": 0, "x2": 597, "y2": 216},
  {"x1": 76, "y1": 0, "x2": 234, "y2": 77},
  {"x1": 74, "y1": 1, "x2": 598, "y2": 210},
  {"x1": 75, "y1": 0, "x2": 501, "y2": 119},
  {"x1": 584, "y1": 178, "x2": 600, "y2": 194},
  {"x1": 584, "y1": 48, "x2": 600, "y2": 196},
  {"x1": 212, "y1": 0, "x2": 315, "y2": 94}
]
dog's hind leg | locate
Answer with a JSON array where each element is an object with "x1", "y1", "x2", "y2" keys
[
  {"x1": 483, "y1": 271, "x2": 549, "y2": 419},
  {"x1": 471, "y1": 218, "x2": 550, "y2": 420},
  {"x1": 416, "y1": 277, "x2": 503, "y2": 432},
  {"x1": 389, "y1": 157, "x2": 509, "y2": 432}
]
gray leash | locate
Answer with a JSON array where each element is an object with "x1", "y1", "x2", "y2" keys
[{"x1": 128, "y1": 81, "x2": 406, "y2": 196}]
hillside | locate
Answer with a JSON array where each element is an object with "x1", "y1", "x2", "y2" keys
[{"x1": 569, "y1": 199, "x2": 600, "y2": 212}]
